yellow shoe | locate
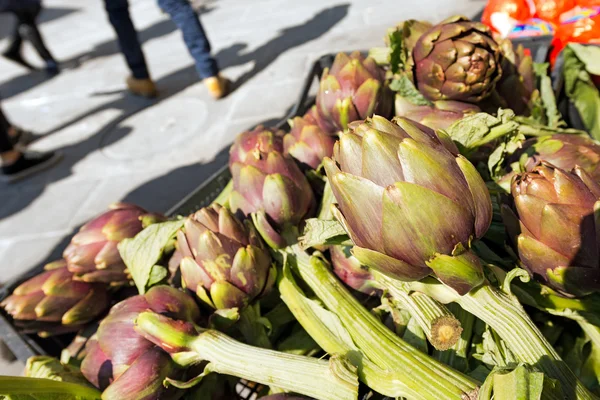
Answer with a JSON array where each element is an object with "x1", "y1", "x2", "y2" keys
[
  {"x1": 204, "y1": 76, "x2": 229, "y2": 99},
  {"x1": 126, "y1": 76, "x2": 158, "y2": 98}
]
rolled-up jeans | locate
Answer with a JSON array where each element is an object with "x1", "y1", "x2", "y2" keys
[
  {"x1": 103, "y1": 0, "x2": 150, "y2": 79},
  {"x1": 157, "y1": 0, "x2": 219, "y2": 79}
]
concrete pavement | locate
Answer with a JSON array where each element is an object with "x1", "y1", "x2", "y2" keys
[{"x1": 0, "y1": 0, "x2": 484, "y2": 373}]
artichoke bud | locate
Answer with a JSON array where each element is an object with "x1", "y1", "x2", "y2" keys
[
  {"x1": 505, "y1": 162, "x2": 600, "y2": 297},
  {"x1": 176, "y1": 204, "x2": 275, "y2": 309},
  {"x1": 325, "y1": 116, "x2": 491, "y2": 295}
]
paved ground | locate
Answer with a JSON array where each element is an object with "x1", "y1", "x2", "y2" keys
[{"x1": 0, "y1": 0, "x2": 484, "y2": 374}]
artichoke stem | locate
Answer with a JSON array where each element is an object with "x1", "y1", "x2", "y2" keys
[
  {"x1": 135, "y1": 311, "x2": 358, "y2": 400},
  {"x1": 433, "y1": 303, "x2": 475, "y2": 373},
  {"x1": 238, "y1": 304, "x2": 272, "y2": 349},
  {"x1": 188, "y1": 330, "x2": 358, "y2": 400},
  {"x1": 469, "y1": 122, "x2": 519, "y2": 148},
  {"x1": 291, "y1": 248, "x2": 479, "y2": 400},
  {"x1": 379, "y1": 274, "x2": 596, "y2": 400},
  {"x1": 385, "y1": 281, "x2": 462, "y2": 350}
]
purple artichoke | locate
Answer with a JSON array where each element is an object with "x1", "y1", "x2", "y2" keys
[
  {"x1": 64, "y1": 203, "x2": 161, "y2": 284},
  {"x1": 176, "y1": 203, "x2": 275, "y2": 309},
  {"x1": 324, "y1": 115, "x2": 492, "y2": 295},
  {"x1": 499, "y1": 134, "x2": 600, "y2": 190},
  {"x1": 81, "y1": 285, "x2": 199, "y2": 399},
  {"x1": 1, "y1": 260, "x2": 109, "y2": 335},
  {"x1": 316, "y1": 51, "x2": 392, "y2": 134},
  {"x1": 503, "y1": 163, "x2": 600, "y2": 297},
  {"x1": 394, "y1": 96, "x2": 481, "y2": 131},
  {"x1": 330, "y1": 246, "x2": 380, "y2": 296},
  {"x1": 229, "y1": 127, "x2": 315, "y2": 248},
  {"x1": 284, "y1": 107, "x2": 336, "y2": 169},
  {"x1": 413, "y1": 15, "x2": 502, "y2": 103}
]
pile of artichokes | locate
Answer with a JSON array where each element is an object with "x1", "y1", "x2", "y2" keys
[{"x1": 2, "y1": 14, "x2": 600, "y2": 400}]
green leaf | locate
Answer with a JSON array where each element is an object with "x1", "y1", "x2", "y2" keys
[
  {"x1": 563, "y1": 44, "x2": 600, "y2": 140},
  {"x1": 532, "y1": 63, "x2": 562, "y2": 129},
  {"x1": 118, "y1": 219, "x2": 184, "y2": 294},
  {"x1": 390, "y1": 74, "x2": 431, "y2": 106},
  {"x1": 402, "y1": 316, "x2": 428, "y2": 353},
  {"x1": 299, "y1": 219, "x2": 352, "y2": 249},
  {"x1": 24, "y1": 356, "x2": 92, "y2": 388},
  {"x1": 0, "y1": 376, "x2": 101, "y2": 400},
  {"x1": 477, "y1": 364, "x2": 561, "y2": 400}
]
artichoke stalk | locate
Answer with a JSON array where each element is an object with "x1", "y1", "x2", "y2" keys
[
  {"x1": 322, "y1": 115, "x2": 593, "y2": 398},
  {"x1": 413, "y1": 16, "x2": 502, "y2": 103},
  {"x1": 134, "y1": 311, "x2": 359, "y2": 400},
  {"x1": 1, "y1": 260, "x2": 109, "y2": 336},
  {"x1": 63, "y1": 203, "x2": 161, "y2": 284},
  {"x1": 502, "y1": 163, "x2": 600, "y2": 297},
  {"x1": 175, "y1": 203, "x2": 275, "y2": 347},
  {"x1": 80, "y1": 285, "x2": 197, "y2": 400},
  {"x1": 315, "y1": 51, "x2": 392, "y2": 134},
  {"x1": 229, "y1": 126, "x2": 315, "y2": 248}
]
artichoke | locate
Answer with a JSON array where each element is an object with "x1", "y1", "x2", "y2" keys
[
  {"x1": 413, "y1": 15, "x2": 502, "y2": 103},
  {"x1": 284, "y1": 107, "x2": 336, "y2": 169},
  {"x1": 324, "y1": 115, "x2": 492, "y2": 294},
  {"x1": 330, "y1": 245, "x2": 380, "y2": 296},
  {"x1": 63, "y1": 203, "x2": 160, "y2": 284},
  {"x1": 229, "y1": 126, "x2": 315, "y2": 248},
  {"x1": 495, "y1": 40, "x2": 534, "y2": 116},
  {"x1": 176, "y1": 203, "x2": 275, "y2": 309},
  {"x1": 1, "y1": 260, "x2": 109, "y2": 335},
  {"x1": 502, "y1": 162, "x2": 600, "y2": 297},
  {"x1": 315, "y1": 51, "x2": 392, "y2": 134},
  {"x1": 81, "y1": 285, "x2": 199, "y2": 399},
  {"x1": 499, "y1": 134, "x2": 600, "y2": 190},
  {"x1": 394, "y1": 96, "x2": 480, "y2": 131}
]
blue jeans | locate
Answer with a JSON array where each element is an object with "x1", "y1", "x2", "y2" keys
[
  {"x1": 157, "y1": 0, "x2": 219, "y2": 79},
  {"x1": 103, "y1": 0, "x2": 150, "y2": 79}
]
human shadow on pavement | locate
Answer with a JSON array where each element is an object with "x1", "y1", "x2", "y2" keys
[
  {"x1": 0, "y1": 4, "x2": 217, "y2": 100},
  {"x1": 220, "y1": 4, "x2": 349, "y2": 94}
]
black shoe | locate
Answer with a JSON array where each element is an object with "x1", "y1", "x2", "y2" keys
[
  {"x1": 44, "y1": 60, "x2": 60, "y2": 75},
  {"x1": 1, "y1": 151, "x2": 62, "y2": 183}
]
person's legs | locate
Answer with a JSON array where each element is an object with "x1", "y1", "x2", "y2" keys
[
  {"x1": 156, "y1": 0, "x2": 219, "y2": 79},
  {"x1": 103, "y1": 0, "x2": 151, "y2": 80},
  {"x1": 0, "y1": 105, "x2": 61, "y2": 182},
  {"x1": 16, "y1": 9, "x2": 59, "y2": 74}
]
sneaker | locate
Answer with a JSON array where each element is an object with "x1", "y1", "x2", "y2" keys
[
  {"x1": 204, "y1": 76, "x2": 229, "y2": 99},
  {"x1": 1, "y1": 151, "x2": 62, "y2": 183},
  {"x1": 126, "y1": 76, "x2": 158, "y2": 98}
]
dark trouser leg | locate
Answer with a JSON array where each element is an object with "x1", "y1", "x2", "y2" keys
[
  {"x1": 0, "y1": 108, "x2": 14, "y2": 153},
  {"x1": 16, "y1": 10, "x2": 57, "y2": 63},
  {"x1": 103, "y1": 0, "x2": 150, "y2": 79},
  {"x1": 4, "y1": 22, "x2": 23, "y2": 56},
  {"x1": 156, "y1": 0, "x2": 219, "y2": 79}
]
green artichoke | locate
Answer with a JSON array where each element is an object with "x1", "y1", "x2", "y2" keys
[
  {"x1": 63, "y1": 203, "x2": 160, "y2": 284},
  {"x1": 502, "y1": 162, "x2": 600, "y2": 297},
  {"x1": 284, "y1": 107, "x2": 336, "y2": 169},
  {"x1": 81, "y1": 285, "x2": 198, "y2": 399},
  {"x1": 324, "y1": 115, "x2": 492, "y2": 295},
  {"x1": 176, "y1": 203, "x2": 275, "y2": 310},
  {"x1": 229, "y1": 126, "x2": 315, "y2": 248},
  {"x1": 316, "y1": 51, "x2": 392, "y2": 134},
  {"x1": 498, "y1": 134, "x2": 600, "y2": 190},
  {"x1": 1, "y1": 260, "x2": 109, "y2": 335},
  {"x1": 496, "y1": 40, "x2": 534, "y2": 116},
  {"x1": 394, "y1": 96, "x2": 480, "y2": 131},
  {"x1": 330, "y1": 245, "x2": 380, "y2": 296},
  {"x1": 413, "y1": 15, "x2": 502, "y2": 103}
]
